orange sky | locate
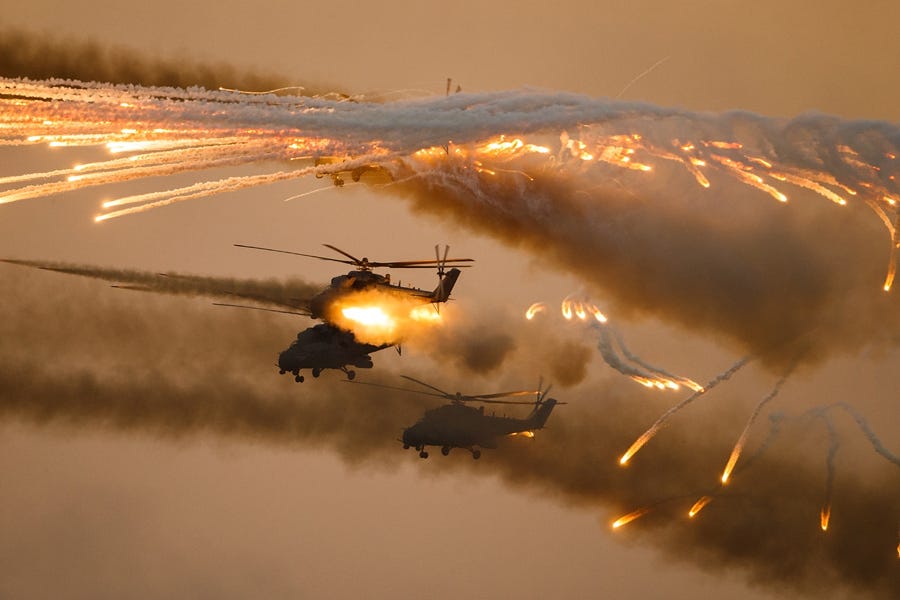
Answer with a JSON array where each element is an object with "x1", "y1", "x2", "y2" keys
[{"x1": 1, "y1": 2, "x2": 898, "y2": 599}]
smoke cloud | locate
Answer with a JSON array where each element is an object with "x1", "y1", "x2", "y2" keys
[
  {"x1": 0, "y1": 27, "x2": 320, "y2": 94},
  {"x1": 0, "y1": 258, "x2": 321, "y2": 314},
  {"x1": 393, "y1": 161, "x2": 899, "y2": 371},
  {"x1": 1, "y1": 265, "x2": 896, "y2": 599}
]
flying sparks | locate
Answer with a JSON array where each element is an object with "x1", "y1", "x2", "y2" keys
[
  {"x1": 1, "y1": 78, "x2": 897, "y2": 290},
  {"x1": 688, "y1": 496, "x2": 714, "y2": 518},
  {"x1": 526, "y1": 296, "x2": 702, "y2": 392},
  {"x1": 611, "y1": 507, "x2": 652, "y2": 529}
]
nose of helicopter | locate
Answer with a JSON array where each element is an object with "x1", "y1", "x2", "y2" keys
[
  {"x1": 277, "y1": 350, "x2": 296, "y2": 373},
  {"x1": 401, "y1": 428, "x2": 414, "y2": 448}
]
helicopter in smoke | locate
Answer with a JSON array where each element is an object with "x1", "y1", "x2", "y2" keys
[
  {"x1": 276, "y1": 323, "x2": 392, "y2": 382},
  {"x1": 360, "y1": 376, "x2": 560, "y2": 459},
  {"x1": 234, "y1": 243, "x2": 473, "y2": 321},
  {"x1": 313, "y1": 156, "x2": 392, "y2": 187}
]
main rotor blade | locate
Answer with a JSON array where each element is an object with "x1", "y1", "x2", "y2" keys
[
  {"x1": 400, "y1": 375, "x2": 454, "y2": 397},
  {"x1": 366, "y1": 258, "x2": 474, "y2": 268},
  {"x1": 212, "y1": 302, "x2": 309, "y2": 317},
  {"x1": 470, "y1": 390, "x2": 541, "y2": 400},
  {"x1": 467, "y1": 398, "x2": 540, "y2": 405},
  {"x1": 235, "y1": 244, "x2": 355, "y2": 266},
  {"x1": 346, "y1": 380, "x2": 445, "y2": 398},
  {"x1": 321, "y1": 244, "x2": 364, "y2": 265},
  {"x1": 324, "y1": 244, "x2": 473, "y2": 270},
  {"x1": 367, "y1": 262, "x2": 473, "y2": 269}
]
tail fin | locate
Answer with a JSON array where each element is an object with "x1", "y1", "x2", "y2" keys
[
  {"x1": 430, "y1": 268, "x2": 461, "y2": 303},
  {"x1": 529, "y1": 398, "x2": 557, "y2": 430}
]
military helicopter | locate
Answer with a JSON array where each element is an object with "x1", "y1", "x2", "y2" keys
[
  {"x1": 234, "y1": 243, "x2": 474, "y2": 320},
  {"x1": 313, "y1": 156, "x2": 391, "y2": 187},
  {"x1": 360, "y1": 376, "x2": 560, "y2": 459},
  {"x1": 277, "y1": 323, "x2": 392, "y2": 382}
]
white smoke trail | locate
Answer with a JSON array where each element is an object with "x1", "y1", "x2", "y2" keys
[
  {"x1": 594, "y1": 324, "x2": 700, "y2": 391},
  {"x1": 719, "y1": 368, "x2": 795, "y2": 484},
  {"x1": 619, "y1": 357, "x2": 752, "y2": 465},
  {"x1": 833, "y1": 402, "x2": 900, "y2": 467}
]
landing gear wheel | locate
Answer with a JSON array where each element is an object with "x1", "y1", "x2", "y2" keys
[
  {"x1": 472, "y1": 449, "x2": 481, "y2": 460},
  {"x1": 419, "y1": 450, "x2": 429, "y2": 459},
  {"x1": 441, "y1": 446, "x2": 450, "y2": 456},
  {"x1": 295, "y1": 375, "x2": 304, "y2": 383},
  {"x1": 279, "y1": 370, "x2": 286, "y2": 375},
  {"x1": 347, "y1": 370, "x2": 356, "y2": 381},
  {"x1": 312, "y1": 368, "x2": 321, "y2": 378}
]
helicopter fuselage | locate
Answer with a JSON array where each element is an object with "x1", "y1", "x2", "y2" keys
[{"x1": 402, "y1": 399, "x2": 557, "y2": 458}]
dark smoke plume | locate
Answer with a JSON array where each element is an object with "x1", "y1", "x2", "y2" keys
[
  {"x1": 1, "y1": 258, "x2": 320, "y2": 313},
  {"x1": 0, "y1": 266, "x2": 897, "y2": 599},
  {"x1": 394, "y1": 163, "x2": 900, "y2": 372},
  {"x1": 0, "y1": 27, "x2": 329, "y2": 94}
]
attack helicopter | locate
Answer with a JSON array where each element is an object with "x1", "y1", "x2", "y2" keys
[
  {"x1": 359, "y1": 376, "x2": 560, "y2": 459},
  {"x1": 234, "y1": 243, "x2": 473, "y2": 320},
  {"x1": 277, "y1": 323, "x2": 392, "y2": 382}
]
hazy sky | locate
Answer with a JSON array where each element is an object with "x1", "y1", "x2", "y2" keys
[{"x1": 1, "y1": 2, "x2": 898, "y2": 599}]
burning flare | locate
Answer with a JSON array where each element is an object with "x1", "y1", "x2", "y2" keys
[
  {"x1": 611, "y1": 507, "x2": 652, "y2": 529},
  {"x1": 689, "y1": 496, "x2": 714, "y2": 518},
  {"x1": 820, "y1": 505, "x2": 831, "y2": 532}
]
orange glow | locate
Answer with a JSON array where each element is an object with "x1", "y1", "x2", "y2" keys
[
  {"x1": 619, "y1": 431, "x2": 654, "y2": 465},
  {"x1": 720, "y1": 447, "x2": 741, "y2": 484},
  {"x1": 820, "y1": 505, "x2": 831, "y2": 531},
  {"x1": 509, "y1": 430, "x2": 535, "y2": 438},
  {"x1": 341, "y1": 306, "x2": 392, "y2": 327},
  {"x1": 324, "y1": 288, "x2": 445, "y2": 345},
  {"x1": 410, "y1": 305, "x2": 441, "y2": 321},
  {"x1": 612, "y1": 507, "x2": 651, "y2": 529},
  {"x1": 574, "y1": 303, "x2": 587, "y2": 320},
  {"x1": 689, "y1": 496, "x2": 713, "y2": 518},
  {"x1": 525, "y1": 302, "x2": 546, "y2": 320}
]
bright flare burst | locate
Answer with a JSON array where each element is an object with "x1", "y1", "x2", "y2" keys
[
  {"x1": 689, "y1": 496, "x2": 714, "y2": 518},
  {"x1": 327, "y1": 289, "x2": 443, "y2": 345},
  {"x1": 611, "y1": 507, "x2": 652, "y2": 529},
  {"x1": 525, "y1": 302, "x2": 546, "y2": 320},
  {"x1": 820, "y1": 505, "x2": 831, "y2": 532}
]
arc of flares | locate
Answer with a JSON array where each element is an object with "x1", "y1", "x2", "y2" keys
[{"x1": 527, "y1": 297, "x2": 703, "y2": 393}]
